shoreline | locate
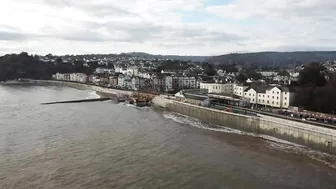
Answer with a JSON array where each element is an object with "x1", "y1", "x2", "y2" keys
[
  {"x1": 3, "y1": 80, "x2": 336, "y2": 165},
  {"x1": 152, "y1": 95, "x2": 336, "y2": 155},
  {"x1": 29, "y1": 80, "x2": 134, "y2": 97}
]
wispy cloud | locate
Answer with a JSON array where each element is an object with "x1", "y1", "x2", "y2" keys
[{"x1": 0, "y1": 0, "x2": 335, "y2": 55}]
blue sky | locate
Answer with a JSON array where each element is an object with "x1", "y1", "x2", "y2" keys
[{"x1": 0, "y1": 0, "x2": 336, "y2": 55}]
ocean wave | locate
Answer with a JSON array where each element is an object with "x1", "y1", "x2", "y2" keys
[
  {"x1": 86, "y1": 91, "x2": 100, "y2": 99},
  {"x1": 163, "y1": 111, "x2": 336, "y2": 169}
]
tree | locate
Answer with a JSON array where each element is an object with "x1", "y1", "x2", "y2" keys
[
  {"x1": 107, "y1": 63, "x2": 114, "y2": 69},
  {"x1": 155, "y1": 66, "x2": 163, "y2": 73},
  {"x1": 202, "y1": 62, "x2": 216, "y2": 76},
  {"x1": 236, "y1": 73, "x2": 247, "y2": 83},
  {"x1": 217, "y1": 64, "x2": 238, "y2": 73},
  {"x1": 246, "y1": 70, "x2": 262, "y2": 80},
  {"x1": 46, "y1": 53, "x2": 53, "y2": 59},
  {"x1": 293, "y1": 63, "x2": 336, "y2": 114},
  {"x1": 278, "y1": 70, "x2": 290, "y2": 77},
  {"x1": 55, "y1": 57, "x2": 63, "y2": 64},
  {"x1": 298, "y1": 62, "x2": 326, "y2": 86},
  {"x1": 0, "y1": 52, "x2": 93, "y2": 81}
]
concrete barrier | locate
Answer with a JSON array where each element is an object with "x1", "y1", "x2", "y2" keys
[
  {"x1": 156, "y1": 98, "x2": 336, "y2": 155},
  {"x1": 41, "y1": 98, "x2": 111, "y2": 105}
]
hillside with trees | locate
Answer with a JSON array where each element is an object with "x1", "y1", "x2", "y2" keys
[
  {"x1": 0, "y1": 53, "x2": 93, "y2": 81},
  {"x1": 207, "y1": 51, "x2": 336, "y2": 68},
  {"x1": 294, "y1": 62, "x2": 336, "y2": 114},
  {"x1": 122, "y1": 52, "x2": 211, "y2": 62}
]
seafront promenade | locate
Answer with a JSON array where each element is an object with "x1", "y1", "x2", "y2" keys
[{"x1": 152, "y1": 95, "x2": 336, "y2": 155}]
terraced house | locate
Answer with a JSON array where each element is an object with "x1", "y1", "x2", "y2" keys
[{"x1": 244, "y1": 85, "x2": 296, "y2": 109}]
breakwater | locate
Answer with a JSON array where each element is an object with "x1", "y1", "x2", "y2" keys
[
  {"x1": 152, "y1": 95, "x2": 336, "y2": 155},
  {"x1": 41, "y1": 98, "x2": 111, "y2": 105}
]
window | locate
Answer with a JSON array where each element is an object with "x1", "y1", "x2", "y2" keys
[
  {"x1": 285, "y1": 103, "x2": 287, "y2": 105},
  {"x1": 272, "y1": 96, "x2": 274, "y2": 99},
  {"x1": 267, "y1": 95, "x2": 269, "y2": 98},
  {"x1": 249, "y1": 93, "x2": 251, "y2": 96},
  {"x1": 277, "y1": 97, "x2": 279, "y2": 99},
  {"x1": 259, "y1": 99, "x2": 260, "y2": 102},
  {"x1": 285, "y1": 92, "x2": 287, "y2": 95},
  {"x1": 263, "y1": 100, "x2": 264, "y2": 102},
  {"x1": 272, "y1": 101, "x2": 274, "y2": 104},
  {"x1": 277, "y1": 92, "x2": 279, "y2": 94},
  {"x1": 263, "y1": 95, "x2": 265, "y2": 98},
  {"x1": 273, "y1": 91, "x2": 274, "y2": 94},
  {"x1": 267, "y1": 100, "x2": 269, "y2": 103},
  {"x1": 276, "y1": 102, "x2": 278, "y2": 104},
  {"x1": 285, "y1": 97, "x2": 287, "y2": 100}
]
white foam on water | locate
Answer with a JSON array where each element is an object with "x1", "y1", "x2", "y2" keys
[
  {"x1": 163, "y1": 111, "x2": 336, "y2": 169},
  {"x1": 86, "y1": 91, "x2": 100, "y2": 99},
  {"x1": 266, "y1": 141, "x2": 336, "y2": 169},
  {"x1": 124, "y1": 104, "x2": 135, "y2": 108},
  {"x1": 163, "y1": 112, "x2": 247, "y2": 135}
]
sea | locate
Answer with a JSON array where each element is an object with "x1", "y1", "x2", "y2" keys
[{"x1": 0, "y1": 84, "x2": 336, "y2": 189}]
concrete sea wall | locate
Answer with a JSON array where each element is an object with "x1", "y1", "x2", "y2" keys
[
  {"x1": 150, "y1": 95, "x2": 175, "y2": 108},
  {"x1": 152, "y1": 96, "x2": 336, "y2": 155},
  {"x1": 31, "y1": 80, "x2": 133, "y2": 97},
  {"x1": 258, "y1": 114, "x2": 336, "y2": 153}
]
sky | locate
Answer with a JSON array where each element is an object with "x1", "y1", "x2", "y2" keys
[{"x1": 0, "y1": 0, "x2": 336, "y2": 56}]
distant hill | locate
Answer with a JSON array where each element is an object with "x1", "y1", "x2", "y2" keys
[
  {"x1": 122, "y1": 52, "x2": 211, "y2": 62},
  {"x1": 207, "y1": 51, "x2": 336, "y2": 68}
]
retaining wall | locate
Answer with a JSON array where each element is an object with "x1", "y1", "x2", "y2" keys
[{"x1": 153, "y1": 96, "x2": 336, "y2": 155}]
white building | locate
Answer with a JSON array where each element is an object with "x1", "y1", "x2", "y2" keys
[
  {"x1": 280, "y1": 87, "x2": 296, "y2": 108},
  {"x1": 200, "y1": 83, "x2": 234, "y2": 94},
  {"x1": 244, "y1": 85, "x2": 296, "y2": 108},
  {"x1": 165, "y1": 76, "x2": 173, "y2": 91},
  {"x1": 118, "y1": 74, "x2": 125, "y2": 87},
  {"x1": 138, "y1": 72, "x2": 152, "y2": 79},
  {"x1": 176, "y1": 76, "x2": 197, "y2": 89},
  {"x1": 234, "y1": 84, "x2": 248, "y2": 97},
  {"x1": 92, "y1": 76, "x2": 100, "y2": 84},
  {"x1": 258, "y1": 71, "x2": 277, "y2": 77},
  {"x1": 127, "y1": 66, "x2": 139, "y2": 76},
  {"x1": 53, "y1": 73, "x2": 65, "y2": 80},
  {"x1": 189, "y1": 77, "x2": 196, "y2": 89},
  {"x1": 69, "y1": 73, "x2": 87, "y2": 83},
  {"x1": 182, "y1": 76, "x2": 196, "y2": 89},
  {"x1": 115, "y1": 67, "x2": 128, "y2": 75},
  {"x1": 118, "y1": 75, "x2": 132, "y2": 88},
  {"x1": 243, "y1": 87, "x2": 257, "y2": 104},
  {"x1": 53, "y1": 73, "x2": 71, "y2": 81},
  {"x1": 131, "y1": 77, "x2": 145, "y2": 90},
  {"x1": 256, "y1": 86, "x2": 282, "y2": 108},
  {"x1": 95, "y1": 67, "x2": 106, "y2": 74}
]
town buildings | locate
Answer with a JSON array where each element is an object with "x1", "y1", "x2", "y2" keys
[
  {"x1": 199, "y1": 81, "x2": 296, "y2": 109},
  {"x1": 200, "y1": 82, "x2": 234, "y2": 94},
  {"x1": 242, "y1": 85, "x2": 296, "y2": 109}
]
